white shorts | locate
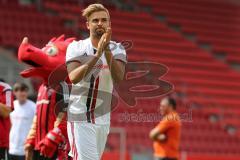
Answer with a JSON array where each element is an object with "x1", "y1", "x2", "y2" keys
[{"x1": 67, "y1": 122, "x2": 110, "y2": 160}]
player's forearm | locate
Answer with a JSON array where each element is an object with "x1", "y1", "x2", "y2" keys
[
  {"x1": 157, "y1": 134, "x2": 167, "y2": 142},
  {"x1": 53, "y1": 112, "x2": 68, "y2": 138},
  {"x1": 149, "y1": 131, "x2": 158, "y2": 140},
  {"x1": 69, "y1": 56, "x2": 100, "y2": 84},
  {"x1": 0, "y1": 103, "x2": 11, "y2": 118},
  {"x1": 105, "y1": 50, "x2": 125, "y2": 83},
  {"x1": 54, "y1": 112, "x2": 66, "y2": 128},
  {"x1": 149, "y1": 127, "x2": 161, "y2": 140}
]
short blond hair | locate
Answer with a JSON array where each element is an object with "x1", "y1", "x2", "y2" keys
[{"x1": 82, "y1": 3, "x2": 110, "y2": 21}]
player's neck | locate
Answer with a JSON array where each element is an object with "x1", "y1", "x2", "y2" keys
[{"x1": 90, "y1": 36, "x2": 100, "y2": 49}]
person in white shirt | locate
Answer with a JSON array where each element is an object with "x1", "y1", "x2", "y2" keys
[
  {"x1": 9, "y1": 83, "x2": 36, "y2": 160},
  {"x1": 66, "y1": 3, "x2": 127, "y2": 160}
]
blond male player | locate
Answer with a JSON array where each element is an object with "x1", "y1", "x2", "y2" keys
[{"x1": 66, "y1": 4, "x2": 127, "y2": 160}]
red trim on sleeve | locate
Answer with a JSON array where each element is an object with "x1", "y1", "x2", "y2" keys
[{"x1": 4, "y1": 90, "x2": 13, "y2": 110}]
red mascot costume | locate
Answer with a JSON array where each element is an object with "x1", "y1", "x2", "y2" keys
[{"x1": 18, "y1": 35, "x2": 75, "y2": 160}]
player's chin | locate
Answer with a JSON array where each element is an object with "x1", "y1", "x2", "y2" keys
[{"x1": 95, "y1": 32, "x2": 104, "y2": 38}]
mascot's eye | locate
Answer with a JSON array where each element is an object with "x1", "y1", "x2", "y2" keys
[{"x1": 46, "y1": 46, "x2": 58, "y2": 56}]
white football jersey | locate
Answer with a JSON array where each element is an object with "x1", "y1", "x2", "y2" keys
[
  {"x1": 9, "y1": 100, "x2": 36, "y2": 155},
  {"x1": 66, "y1": 38, "x2": 127, "y2": 125}
]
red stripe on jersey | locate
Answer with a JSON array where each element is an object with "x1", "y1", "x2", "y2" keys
[
  {"x1": 90, "y1": 77, "x2": 100, "y2": 124},
  {"x1": 71, "y1": 122, "x2": 78, "y2": 160}
]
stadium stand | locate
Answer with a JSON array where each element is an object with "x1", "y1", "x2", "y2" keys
[
  {"x1": 139, "y1": 0, "x2": 240, "y2": 64},
  {"x1": 0, "y1": 0, "x2": 74, "y2": 48},
  {"x1": 0, "y1": 0, "x2": 240, "y2": 159}
]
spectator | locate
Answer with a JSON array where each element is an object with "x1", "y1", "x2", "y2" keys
[
  {"x1": 0, "y1": 79, "x2": 14, "y2": 160},
  {"x1": 8, "y1": 83, "x2": 36, "y2": 160},
  {"x1": 149, "y1": 97, "x2": 181, "y2": 160}
]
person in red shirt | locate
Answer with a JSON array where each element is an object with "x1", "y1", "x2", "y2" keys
[
  {"x1": 18, "y1": 36, "x2": 74, "y2": 160},
  {"x1": 0, "y1": 79, "x2": 14, "y2": 160}
]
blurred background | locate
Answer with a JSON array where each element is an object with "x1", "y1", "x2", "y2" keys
[{"x1": 0, "y1": 0, "x2": 240, "y2": 160}]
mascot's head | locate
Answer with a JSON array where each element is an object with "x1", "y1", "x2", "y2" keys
[{"x1": 18, "y1": 35, "x2": 75, "y2": 83}]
